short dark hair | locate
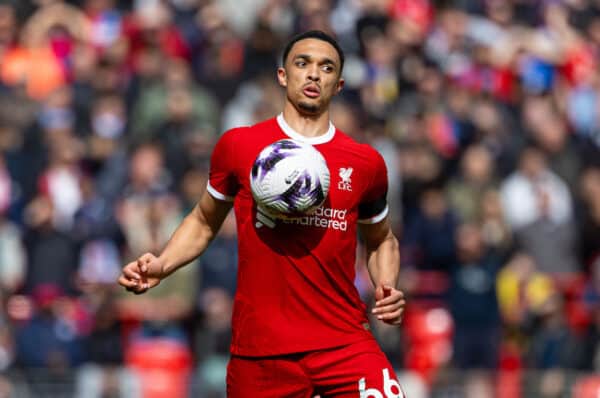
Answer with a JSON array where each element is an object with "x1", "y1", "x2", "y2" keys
[{"x1": 281, "y1": 30, "x2": 345, "y2": 73}]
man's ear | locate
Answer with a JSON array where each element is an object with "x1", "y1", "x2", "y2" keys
[
  {"x1": 277, "y1": 67, "x2": 287, "y2": 87},
  {"x1": 335, "y1": 77, "x2": 345, "y2": 95}
]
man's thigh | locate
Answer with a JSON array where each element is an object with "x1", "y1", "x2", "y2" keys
[
  {"x1": 306, "y1": 339, "x2": 405, "y2": 398},
  {"x1": 227, "y1": 355, "x2": 314, "y2": 398}
]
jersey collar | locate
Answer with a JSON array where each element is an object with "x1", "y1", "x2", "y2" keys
[{"x1": 276, "y1": 113, "x2": 336, "y2": 145}]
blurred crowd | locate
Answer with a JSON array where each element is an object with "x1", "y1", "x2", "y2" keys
[{"x1": 0, "y1": 0, "x2": 599, "y2": 397}]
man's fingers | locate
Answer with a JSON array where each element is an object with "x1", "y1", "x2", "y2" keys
[
  {"x1": 122, "y1": 266, "x2": 142, "y2": 281},
  {"x1": 139, "y1": 253, "x2": 155, "y2": 262},
  {"x1": 125, "y1": 285, "x2": 148, "y2": 295},
  {"x1": 380, "y1": 309, "x2": 403, "y2": 319},
  {"x1": 378, "y1": 309, "x2": 404, "y2": 322},
  {"x1": 118, "y1": 252, "x2": 161, "y2": 295},
  {"x1": 118, "y1": 275, "x2": 138, "y2": 288},
  {"x1": 372, "y1": 300, "x2": 406, "y2": 315},
  {"x1": 137, "y1": 258, "x2": 148, "y2": 273},
  {"x1": 122, "y1": 279, "x2": 151, "y2": 294},
  {"x1": 372, "y1": 287, "x2": 406, "y2": 324},
  {"x1": 118, "y1": 274, "x2": 150, "y2": 291},
  {"x1": 137, "y1": 253, "x2": 155, "y2": 273},
  {"x1": 375, "y1": 290, "x2": 404, "y2": 306},
  {"x1": 129, "y1": 285, "x2": 149, "y2": 295}
]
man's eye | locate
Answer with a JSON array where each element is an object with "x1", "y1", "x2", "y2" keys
[
  {"x1": 296, "y1": 61, "x2": 306, "y2": 67},
  {"x1": 322, "y1": 65, "x2": 334, "y2": 72}
]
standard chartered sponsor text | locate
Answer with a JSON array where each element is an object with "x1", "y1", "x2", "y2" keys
[{"x1": 281, "y1": 206, "x2": 348, "y2": 231}]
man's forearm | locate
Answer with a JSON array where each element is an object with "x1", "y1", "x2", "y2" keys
[
  {"x1": 159, "y1": 211, "x2": 216, "y2": 275},
  {"x1": 366, "y1": 234, "x2": 401, "y2": 288},
  {"x1": 366, "y1": 231, "x2": 405, "y2": 325}
]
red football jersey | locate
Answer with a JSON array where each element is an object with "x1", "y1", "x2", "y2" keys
[{"x1": 208, "y1": 115, "x2": 389, "y2": 356}]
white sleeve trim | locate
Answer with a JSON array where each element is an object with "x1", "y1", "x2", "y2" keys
[
  {"x1": 357, "y1": 205, "x2": 389, "y2": 225},
  {"x1": 206, "y1": 182, "x2": 235, "y2": 202}
]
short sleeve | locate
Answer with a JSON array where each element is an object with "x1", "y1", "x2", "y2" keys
[
  {"x1": 207, "y1": 130, "x2": 240, "y2": 201},
  {"x1": 357, "y1": 150, "x2": 388, "y2": 224}
]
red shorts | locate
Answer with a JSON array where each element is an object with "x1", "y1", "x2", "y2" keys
[{"x1": 226, "y1": 338, "x2": 405, "y2": 398}]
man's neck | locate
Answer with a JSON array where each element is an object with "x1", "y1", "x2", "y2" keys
[{"x1": 282, "y1": 102, "x2": 331, "y2": 138}]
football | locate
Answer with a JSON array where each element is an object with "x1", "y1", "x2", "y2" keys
[{"x1": 250, "y1": 139, "x2": 330, "y2": 217}]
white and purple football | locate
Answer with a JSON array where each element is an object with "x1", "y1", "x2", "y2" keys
[{"x1": 250, "y1": 139, "x2": 330, "y2": 217}]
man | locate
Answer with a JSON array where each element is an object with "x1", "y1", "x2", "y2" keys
[{"x1": 119, "y1": 30, "x2": 406, "y2": 397}]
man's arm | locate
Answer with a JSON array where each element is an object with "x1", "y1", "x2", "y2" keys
[
  {"x1": 359, "y1": 217, "x2": 405, "y2": 325},
  {"x1": 160, "y1": 190, "x2": 233, "y2": 275},
  {"x1": 118, "y1": 191, "x2": 233, "y2": 294}
]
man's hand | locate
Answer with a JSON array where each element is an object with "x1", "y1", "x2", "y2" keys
[
  {"x1": 117, "y1": 253, "x2": 165, "y2": 295},
  {"x1": 372, "y1": 285, "x2": 406, "y2": 325}
]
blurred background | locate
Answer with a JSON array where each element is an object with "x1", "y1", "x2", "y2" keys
[{"x1": 0, "y1": 0, "x2": 599, "y2": 397}]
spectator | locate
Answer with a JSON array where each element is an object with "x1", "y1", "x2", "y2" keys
[
  {"x1": 469, "y1": 98, "x2": 521, "y2": 177},
  {"x1": 131, "y1": 58, "x2": 219, "y2": 145},
  {"x1": 116, "y1": 144, "x2": 196, "y2": 342},
  {"x1": 86, "y1": 93, "x2": 130, "y2": 203},
  {"x1": 37, "y1": 132, "x2": 85, "y2": 231},
  {"x1": 496, "y1": 253, "x2": 556, "y2": 331},
  {"x1": 525, "y1": 293, "x2": 586, "y2": 371},
  {"x1": 0, "y1": 309, "x2": 15, "y2": 397},
  {"x1": 399, "y1": 143, "x2": 443, "y2": 228},
  {"x1": 116, "y1": 144, "x2": 177, "y2": 256},
  {"x1": 449, "y1": 223, "x2": 502, "y2": 370},
  {"x1": 75, "y1": 294, "x2": 131, "y2": 398},
  {"x1": 522, "y1": 95, "x2": 583, "y2": 191},
  {"x1": 194, "y1": 287, "x2": 233, "y2": 398},
  {"x1": 501, "y1": 146, "x2": 579, "y2": 273},
  {"x1": 22, "y1": 196, "x2": 80, "y2": 296},
  {"x1": 478, "y1": 189, "x2": 512, "y2": 254},
  {"x1": 446, "y1": 144, "x2": 497, "y2": 223},
  {"x1": 0, "y1": 157, "x2": 25, "y2": 295},
  {"x1": 15, "y1": 284, "x2": 86, "y2": 368},
  {"x1": 14, "y1": 86, "x2": 80, "y2": 206},
  {"x1": 580, "y1": 258, "x2": 600, "y2": 371},
  {"x1": 404, "y1": 186, "x2": 458, "y2": 271},
  {"x1": 579, "y1": 166, "x2": 600, "y2": 268},
  {"x1": 199, "y1": 212, "x2": 237, "y2": 296},
  {"x1": 2, "y1": 2, "x2": 88, "y2": 99}
]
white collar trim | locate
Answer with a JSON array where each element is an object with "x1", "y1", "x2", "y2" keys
[{"x1": 276, "y1": 113, "x2": 335, "y2": 145}]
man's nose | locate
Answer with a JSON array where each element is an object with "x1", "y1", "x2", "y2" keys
[{"x1": 307, "y1": 66, "x2": 320, "y2": 82}]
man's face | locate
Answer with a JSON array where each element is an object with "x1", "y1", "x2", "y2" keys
[{"x1": 278, "y1": 38, "x2": 344, "y2": 116}]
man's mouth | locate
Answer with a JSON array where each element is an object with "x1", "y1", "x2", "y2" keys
[{"x1": 303, "y1": 85, "x2": 321, "y2": 98}]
